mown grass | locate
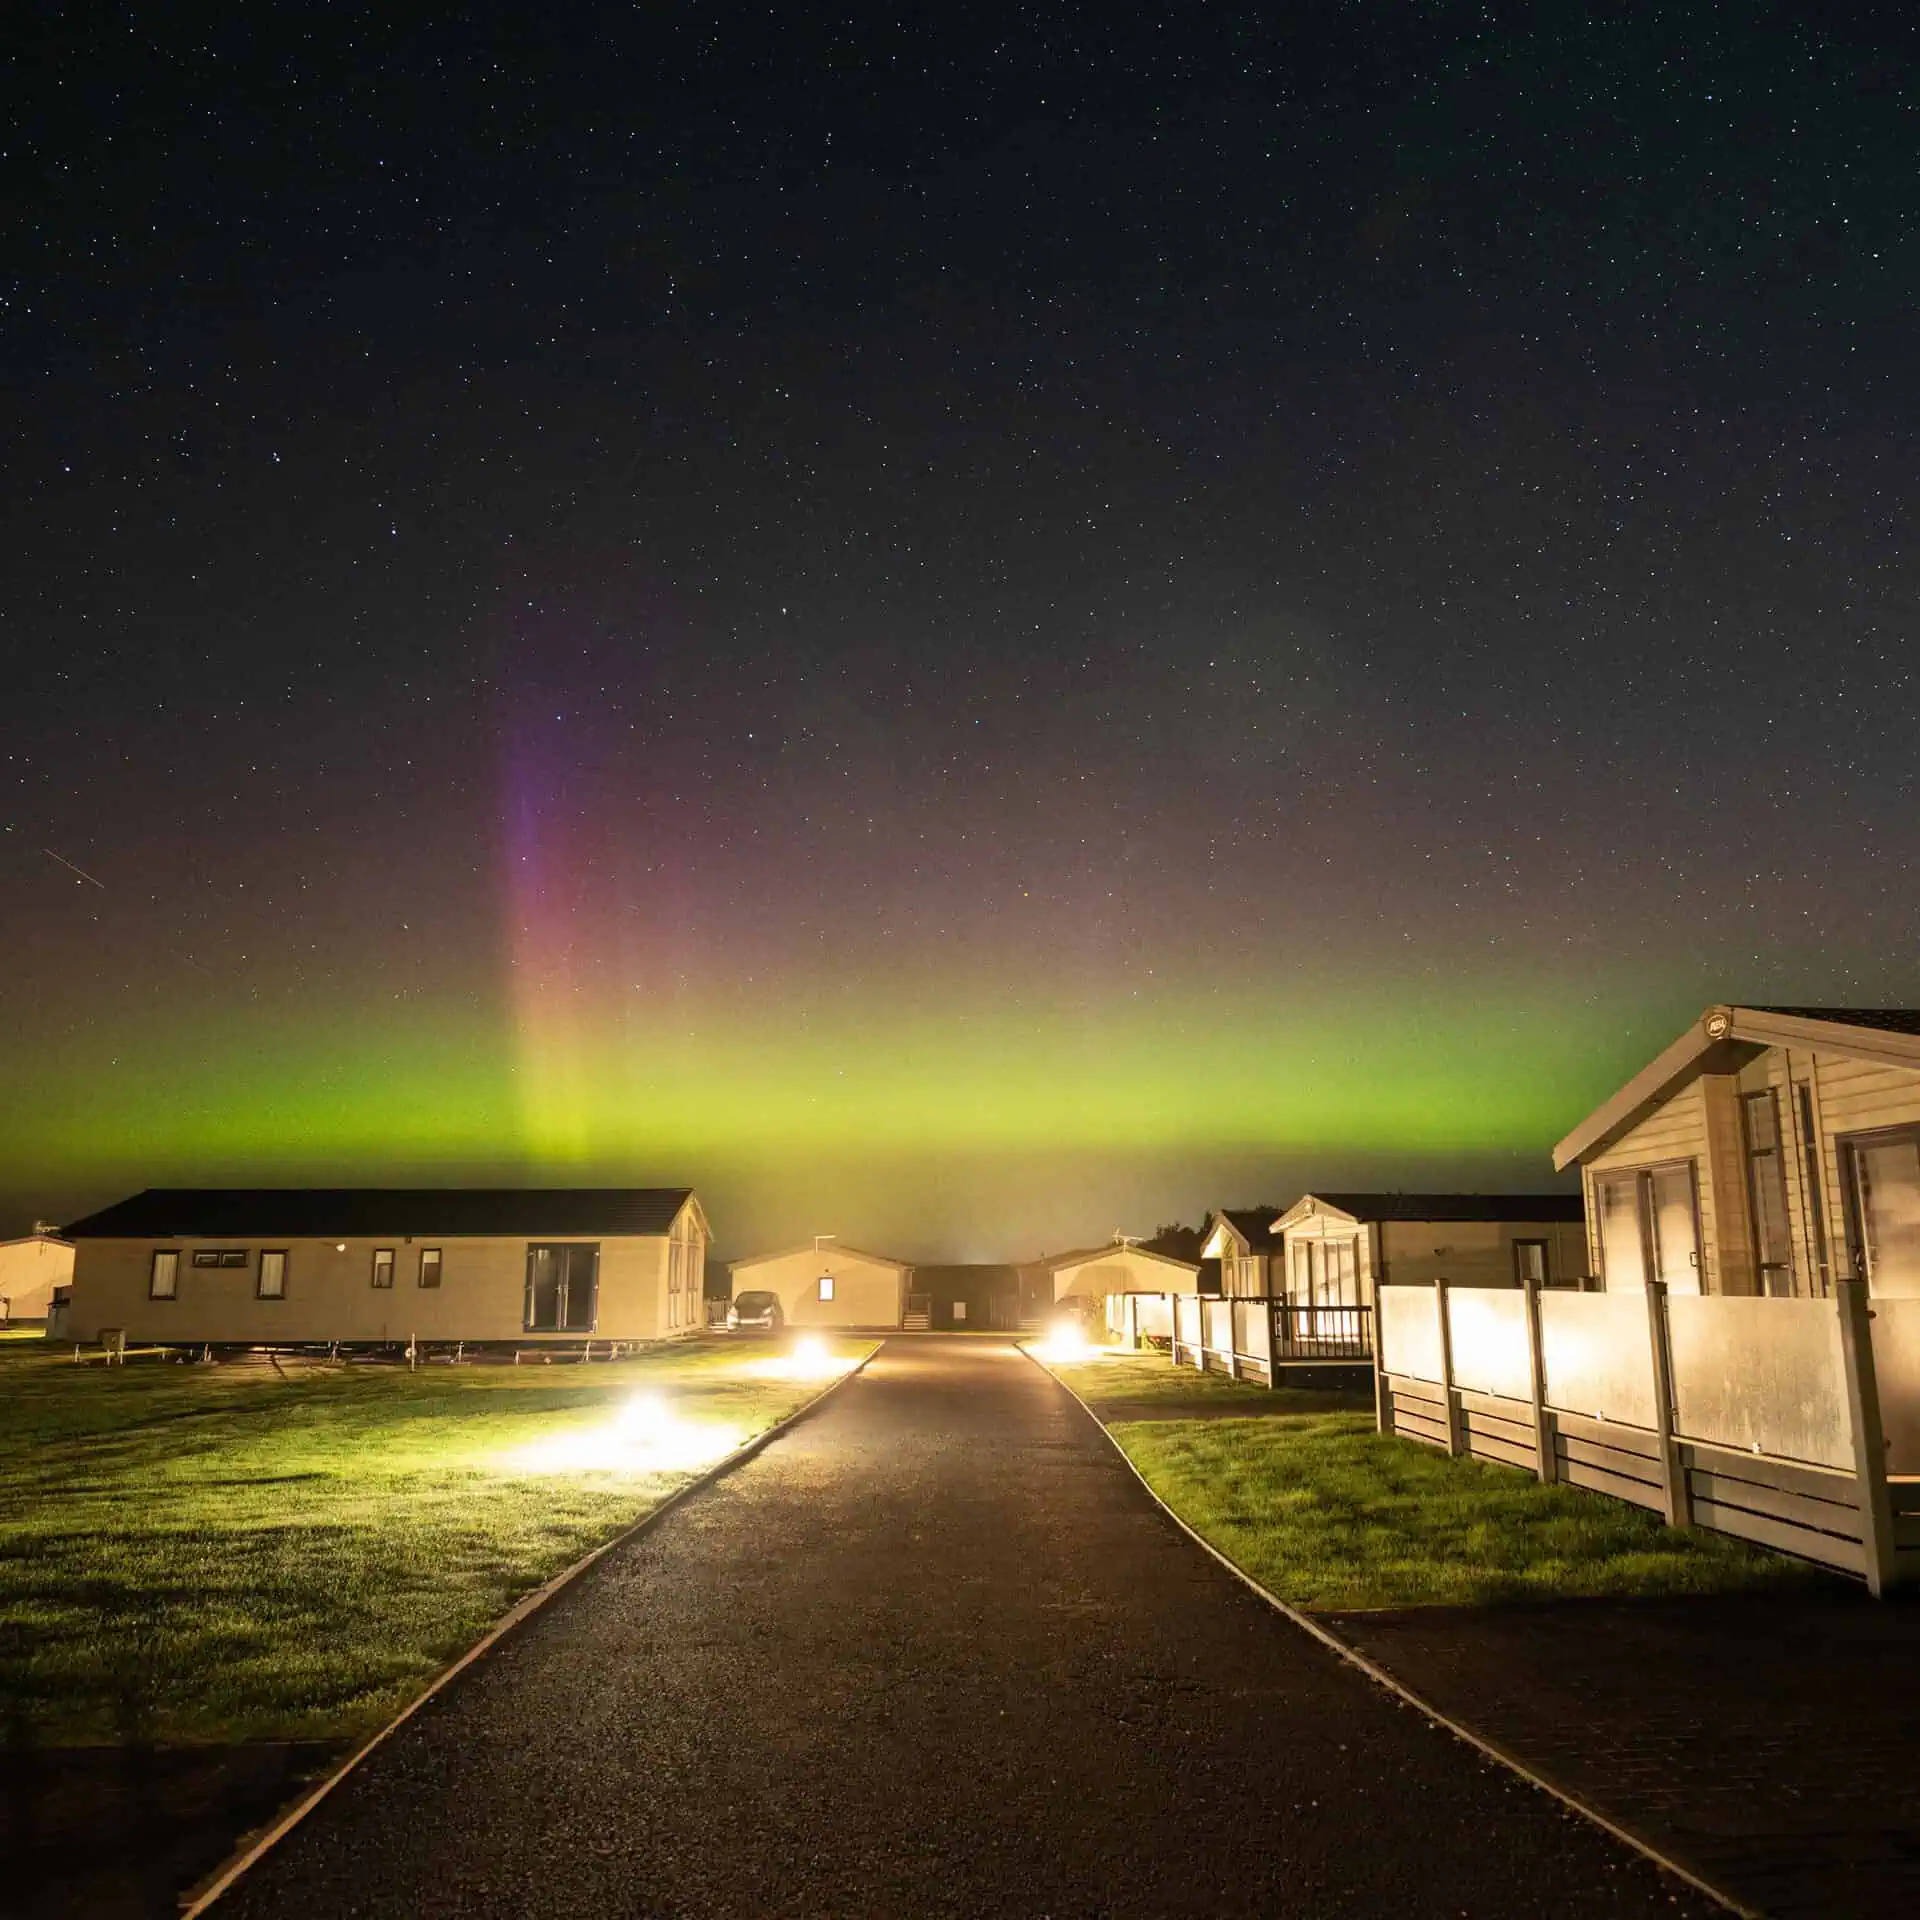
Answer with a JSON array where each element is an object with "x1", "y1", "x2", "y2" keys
[
  {"x1": 1047, "y1": 1347, "x2": 1368, "y2": 1416},
  {"x1": 0, "y1": 1336, "x2": 871, "y2": 1747},
  {"x1": 1046, "y1": 1352, "x2": 1820, "y2": 1610}
]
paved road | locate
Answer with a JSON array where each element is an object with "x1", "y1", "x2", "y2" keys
[{"x1": 219, "y1": 1339, "x2": 1712, "y2": 1917}]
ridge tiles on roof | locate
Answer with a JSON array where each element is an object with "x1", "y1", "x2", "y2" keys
[
  {"x1": 1747, "y1": 1006, "x2": 1920, "y2": 1038},
  {"x1": 63, "y1": 1187, "x2": 694, "y2": 1240},
  {"x1": 1303, "y1": 1192, "x2": 1583, "y2": 1223}
]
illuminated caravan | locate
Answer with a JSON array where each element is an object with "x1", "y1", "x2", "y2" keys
[
  {"x1": 0, "y1": 1231, "x2": 74, "y2": 1324},
  {"x1": 1046, "y1": 1239, "x2": 1202, "y2": 1341},
  {"x1": 1200, "y1": 1208, "x2": 1289, "y2": 1296},
  {"x1": 1047, "y1": 1240, "x2": 1202, "y2": 1306},
  {"x1": 59, "y1": 1187, "x2": 710, "y2": 1348},
  {"x1": 1270, "y1": 1193, "x2": 1587, "y2": 1308},
  {"x1": 726, "y1": 1238, "x2": 914, "y2": 1330},
  {"x1": 1555, "y1": 1005, "x2": 1920, "y2": 1299}
]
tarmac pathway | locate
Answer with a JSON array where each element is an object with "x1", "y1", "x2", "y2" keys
[{"x1": 216, "y1": 1338, "x2": 1715, "y2": 1917}]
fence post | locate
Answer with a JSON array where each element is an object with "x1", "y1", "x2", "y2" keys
[
  {"x1": 1193, "y1": 1294, "x2": 1206, "y2": 1373},
  {"x1": 1371, "y1": 1291, "x2": 1390, "y2": 1434},
  {"x1": 1644, "y1": 1280, "x2": 1691, "y2": 1529},
  {"x1": 1836, "y1": 1278, "x2": 1897, "y2": 1597},
  {"x1": 1124, "y1": 1293, "x2": 1139, "y2": 1353},
  {"x1": 1168, "y1": 1293, "x2": 1181, "y2": 1366},
  {"x1": 1523, "y1": 1276, "x2": 1556, "y2": 1484},
  {"x1": 1225, "y1": 1301, "x2": 1241, "y2": 1380},
  {"x1": 1434, "y1": 1280, "x2": 1462, "y2": 1457},
  {"x1": 1268, "y1": 1298, "x2": 1281, "y2": 1392}
]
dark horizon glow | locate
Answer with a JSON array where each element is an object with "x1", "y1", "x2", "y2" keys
[{"x1": 5, "y1": 6, "x2": 1913, "y2": 1256}]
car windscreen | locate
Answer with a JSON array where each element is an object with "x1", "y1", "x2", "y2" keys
[{"x1": 733, "y1": 1292, "x2": 777, "y2": 1312}]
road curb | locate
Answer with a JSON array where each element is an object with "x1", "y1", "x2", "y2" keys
[
  {"x1": 180, "y1": 1345, "x2": 879, "y2": 1916},
  {"x1": 1021, "y1": 1344, "x2": 1755, "y2": 1920}
]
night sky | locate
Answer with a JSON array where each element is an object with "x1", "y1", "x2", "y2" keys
[{"x1": 5, "y1": 4, "x2": 1914, "y2": 1256}]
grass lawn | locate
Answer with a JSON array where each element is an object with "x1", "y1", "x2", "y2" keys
[
  {"x1": 0, "y1": 1335, "x2": 871, "y2": 1748},
  {"x1": 1044, "y1": 1346, "x2": 1367, "y2": 1416},
  {"x1": 1045, "y1": 1349, "x2": 1822, "y2": 1610}
]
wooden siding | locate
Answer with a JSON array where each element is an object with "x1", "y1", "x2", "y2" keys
[
  {"x1": 1278, "y1": 1216, "x2": 1378, "y2": 1307},
  {"x1": 0, "y1": 1237, "x2": 74, "y2": 1319},
  {"x1": 1380, "y1": 1219, "x2": 1588, "y2": 1290},
  {"x1": 1584, "y1": 1043, "x2": 1920, "y2": 1300},
  {"x1": 1583, "y1": 1076, "x2": 1716, "y2": 1286},
  {"x1": 1053, "y1": 1246, "x2": 1202, "y2": 1302},
  {"x1": 67, "y1": 1232, "x2": 680, "y2": 1344},
  {"x1": 731, "y1": 1245, "x2": 907, "y2": 1327},
  {"x1": 1804, "y1": 1050, "x2": 1920, "y2": 1286}
]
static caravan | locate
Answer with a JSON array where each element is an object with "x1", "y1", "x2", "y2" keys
[
  {"x1": 727, "y1": 1239, "x2": 912, "y2": 1329},
  {"x1": 1199, "y1": 1208, "x2": 1289, "y2": 1297},
  {"x1": 60, "y1": 1187, "x2": 710, "y2": 1347},
  {"x1": 1272, "y1": 1192, "x2": 1588, "y2": 1309},
  {"x1": 1048, "y1": 1241, "x2": 1202, "y2": 1339},
  {"x1": 1555, "y1": 1003, "x2": 1920, "y2": 1299},
  {"x1": 0, "y1": 1233, "x2": 74, "y2": 1322},
  {"x1": 1049, "y1": 1241, "x2": 1203, "y2": 1304},
  {"x1": 1362, "y1": 1005, "x2": 1920, "y2": 1596}
]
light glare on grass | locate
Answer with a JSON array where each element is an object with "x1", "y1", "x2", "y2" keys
[
  {"x1": 505, "y1": 1390, "x2": 738, "y2": 1476},
  {"x1": 1033, "y1": 1318, "x2": 1097, "y2": 1363},
  {"x1": 737, "y1": 1333, "x2": 855, "y2": 1383}
]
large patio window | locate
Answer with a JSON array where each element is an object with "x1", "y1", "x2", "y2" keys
[
  {"x1": 1593, "y1": 1163, "x2": 1701, "y2": 1292},
  {"x1": 1845, "y1": 1129, "x2": 1920, "y2": 1297},
  {"x1": 524, "y1": 1243, "x2": 599, "y2": 1331}
]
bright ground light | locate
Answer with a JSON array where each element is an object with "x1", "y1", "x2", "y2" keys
[{"x1": 505, "y1": 1390, "x2": 740, "y2": 1476}]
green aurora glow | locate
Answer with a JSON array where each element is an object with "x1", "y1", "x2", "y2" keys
[{"x1": 5, "y1": 956, "x2": 1688, "y2": 1251}]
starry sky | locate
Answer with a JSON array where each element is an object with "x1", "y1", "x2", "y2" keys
[{"x1": 4, "y1": 3, "x2": 1914, "y2": 1257}]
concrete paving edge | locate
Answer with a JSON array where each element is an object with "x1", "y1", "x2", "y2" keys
[
  {"x1": 1024, "y1": 1347, "x2": 1755, "y2": 1920},
  {"x1": 179, "y1": 1347, "x2": 881, "y2": 1916}
]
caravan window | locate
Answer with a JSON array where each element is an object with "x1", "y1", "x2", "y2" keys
[{"x1": 1742, "y1": 1090, "x2": 1798, "y2": 1296}]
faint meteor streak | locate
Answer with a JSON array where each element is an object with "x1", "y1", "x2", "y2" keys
[{"x1": 44, "y1": 848, "x2": 106, "y2": 888}]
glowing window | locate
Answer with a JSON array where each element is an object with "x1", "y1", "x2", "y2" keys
[
  {"x1": 149, "y1": 1250, "x2": 179, "y2": 1300},
  {"x1": 257, "y1": 1251, "x2": 288, "y2": 1299},
  {"x1": 419, "y1": 1248, "x2": 443, "y2": 1290},
  {"x1": 371, "y1": 1248, "x2": 395, "y2": 1289},
  {"x1": 817, "y1": 1274, "x2": 835, "y2": 1301}
]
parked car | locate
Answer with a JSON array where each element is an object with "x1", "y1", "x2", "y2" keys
[{"x1": 726, "y1": 1290, "x2": 783, "y2": 1333}]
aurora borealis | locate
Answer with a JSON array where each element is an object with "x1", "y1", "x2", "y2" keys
[{"x1": 5, "y1": 6, "x2": 1914, "y2": 1256}]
